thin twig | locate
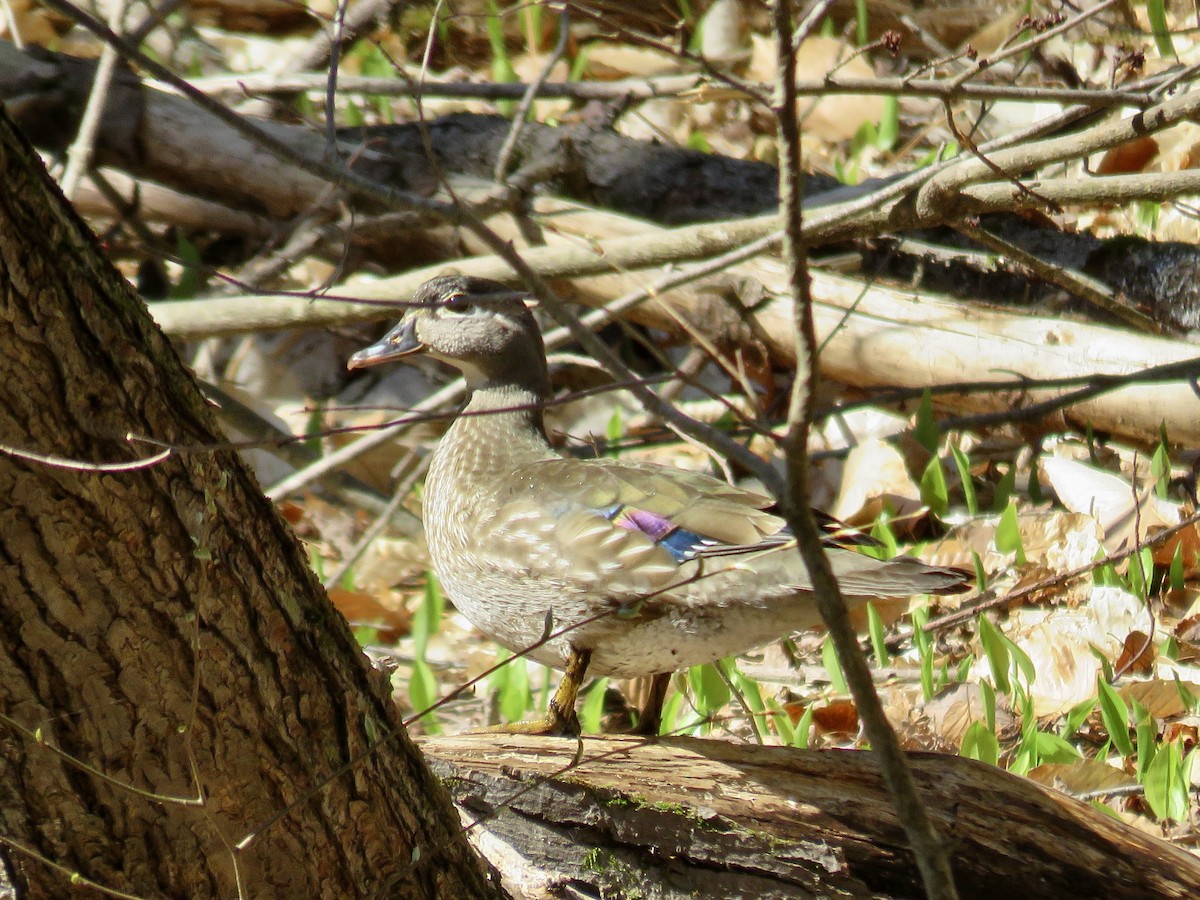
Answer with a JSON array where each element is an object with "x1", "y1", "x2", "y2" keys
[
  {"x1": 773, "y1": 1, "x2": 959, "y2": 898},
  {"x1": 493, "y1": 7, "x2": 571, "y2": 183},
  {"x1": 185, "y1": 71, "x2": 1156, "y2": 107},
  {"x1": 946, "y1": 0, "x2": 1119, "y2": 91},
  {"x1": 324, "y1": 0, "x2": 350, "y2": 156},
  {"x1": 60, "y1": 0, "x2": 129, "y2": 199}
]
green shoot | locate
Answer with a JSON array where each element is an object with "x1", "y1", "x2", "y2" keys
[
  {"x1": 1174, "y1": 675, "x2": 1199, "y2": 713},
  {"x1": 949, "y1": 445, "x2": 979, "y2": 515},
  {"x1": 960, "y1": 721, "x2": 999, "y2": 765},
  {"x1": 605, "y1": 407, "x2": 623, "y2": 458},
  {"x1": 1170, "y1": 542, "x2": 1185, "y2": 591},
  {"x1": 1033, "y1": 730, "x2": 1081, "y2": 764},
  {"x1": 408, "y1": 658, "x2": 441, "y2": 734},
  {"x1": 978, "y1": 615, "x2": 1011, "y2": 694},
  {"x1": 995, "y1": 500, "x2": 1027, "y2": 565},
  {"x1": 971, "y1": 549, "x2": 988, "y2": 592},
  {"x1": 911, "y1": 606, "x2": 935, "y2": 702},
  {"x1": 1135, "y1": 200, "x2": 1161, "y2": 233},
  {"x1": 1133, "y1": 698, "x2": 1156, "y2": 781},
  {"x1": 1143, "y1": 739, "x2": 1188, "y2": 821},
  {"x1": 1062, "y1": 697, "x2": 1096, "y2": 740},
  {"x1": 485, "y1": 1, "x2": 517, "y2": 115},
  {"x1": 876, "y1": 95, "x2": 899, "y2": 152},
  {"x1": 980, "y1": 679, "x2": 996, "y2": 734},
  {"x1": 992, "y1": 463, "x2": 1016, "y2": 513},
  {"x1": 171, "y1": 233, "x2": 202, "y2": 298},
  {"x1": 913, "y1": 388, "x2": 939, "y2": 453},
  {"x1": 1128, "y1": 546, "x2": 1155, "y2": 602},
  {"x1": 1151, "y1": 440, "x2": 1171, "y2": 499},
  {"x1": 491, "y1": 649, "x2": 534, "y2": 723},
  {"x1": 869, "y1": 512, "x2": 899, "y2": 559},
  {"x1": 579, "y1": 677, "x2": 609, "y2": 734},
  {"x1": 660, "y1": 689, "x2": 685, "y2": 735},
  {"x1": 866, "y1": 603, "x2": 890, "y2": 666},
  {"x1": 854, "y1": 0, "x2": 869, "y2": 45},
  {"x1": 920, "y1": 456, "x2": 949, "y2": 518},
  {"x1": 821, "y1": 636, "x2": 848, "y2": 694},
  {"x1": 689, "y1": 661, "x2": 731, "y2": 727},
  {"x1": 1147, "y1": 0, "x2": 1176, "y2": 59},
  {"x1": 792, "y1": 703, "x2": 815, "y2": 749},
  {"x1": 1097, "y1": 678, "x2": 1134, "y2": 759},
  {"x1": 412, "y1": 573, "x2": 443, "y2": 662}
]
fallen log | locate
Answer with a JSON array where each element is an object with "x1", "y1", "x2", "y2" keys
[{"x1": 420, "y1": 733, "x2": 1200, "y2": 900}]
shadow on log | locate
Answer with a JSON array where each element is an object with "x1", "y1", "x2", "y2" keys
[{"x1": 420, "y1": 734, "x2": 1200, "y2": 900}]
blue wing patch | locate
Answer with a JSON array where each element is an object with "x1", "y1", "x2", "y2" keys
[{"x1": 600, "y1": 503, "x2": 881, "y2": 564}]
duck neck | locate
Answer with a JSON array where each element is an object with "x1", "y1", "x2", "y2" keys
[{"x1": 443, "y1": 382, "x2": 556, "y2": 471}]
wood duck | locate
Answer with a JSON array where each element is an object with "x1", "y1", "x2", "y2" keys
[{"x1": 349, "y1": 275, "x2": 970, "y2": 734}]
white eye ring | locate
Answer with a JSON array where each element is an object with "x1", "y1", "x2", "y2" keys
[{"x1": 443, "y1": 293, "x2": 472, "y2": 313}]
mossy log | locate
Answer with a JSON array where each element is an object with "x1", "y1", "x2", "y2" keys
[{"x1": 421, "y1": 734, "x2": 1200, "y2": 900}]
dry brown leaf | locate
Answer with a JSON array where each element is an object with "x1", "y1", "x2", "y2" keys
[
  {"x1": 1019, "y1": 511, "x2": 1105, "y2": 572},
  {"x1": 1162, "y1": 720, "x2": 1199, "y2": 749},
  {"x1": 915, "y1": 682, "x2": 997, "y2": 746},
  {"x1": 948, "y1": 508, "x2": 1101, "y2": 582},
  {"x1": 1151, "y1": 519, "x2": 1200, "y2": 572},
  {"x1": 1176, "y1": 612, "x2": 1200, "y2": 644},
  {"x1": 817, "y1": 407, "x2": 910, "y2": 450},
  {"x1": 698, "y1": 0, "x2": 749, "y2": 66},
  {"x1": 975, "y1": 588, "x2": 1145, "y2": 717},
  {"x1": 1163, "y1": 587, "x2": 1200, "y2": 620},
  {"x1": 1096, "y1": 136, "x2": 1161, "y2": 175},
  {"x1": 811, "y1": 699, "x2": 860, "y2": 736},
  {"x1": 1115, "y1": 631, "x2": 1156, "y2": 676},
  {"x1": 583, "y1": 43, "x2": 680, "y2": 79},
  {"x1": 327, "y1": 586, "x2": 411, "y2": 644},
  {"x1": 278, "y1": 500, "x2": 305, "y2": 526},
  {"x1": 1155, "y1": 122, "x2": 1200, "y2": 173},
  {"x1": 1174, "y1": 639, "x2": 1200, "y2": 664},
  {"x1": 512, "y1": 54, "x2": 572, "y2": 119},
  {"x1": 353, "y1": 536, "x2": 429, "y2": 596},
  {"x1": 830, "y1": 437, "x2": 922, "y2": 522},
  {"x1": 1041, "y1": 456, "x2": 1179, "y2": 553},
  {"x1": 848, "y1": 597, "x2": 908, "y2": 631},
  {"x1": 0, "y1": 0, "x2": 70, "y2": 45},
  {"x1": 1027, "y1": 758, "x2": 1138, "y2": 796},
  {"x1": 747, "y1": 35, "x2": 885, "y2": 142},
  {"x1": 1120, "y1": 679, "x2": 1194, "y2": 721}
]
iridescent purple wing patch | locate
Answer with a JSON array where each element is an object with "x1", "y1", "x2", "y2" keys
[{"x1": 603, "y1": 504, "x2": 715, "y2": 562}]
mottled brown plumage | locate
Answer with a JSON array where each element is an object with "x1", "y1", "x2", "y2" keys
[{"x1": 350, "y1": 275, "x2": 970, "y2": 733}]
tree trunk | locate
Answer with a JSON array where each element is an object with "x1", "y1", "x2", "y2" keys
[{"x1": 0, "y1": 105, "x2": 499, "y2": 898}]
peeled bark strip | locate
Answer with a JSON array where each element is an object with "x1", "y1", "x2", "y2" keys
[
  {"x1": 0, "y1": 104, "x2": 497, "y2": 897},
  {"x1": 422, "y1": 733, "x2": 1200, "y2": 900}
]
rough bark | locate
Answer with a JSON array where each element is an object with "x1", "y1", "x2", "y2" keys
[
  {"x1": 0, "y1": 104, "x2": 499, "y2": 897},
  {"x1": 423, "y1": 733, "x2": 1200, "y2": 900}
]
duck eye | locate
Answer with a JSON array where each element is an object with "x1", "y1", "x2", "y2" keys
[{"x1": 443, "y1": 292, "x2": 472, "y2": 313}]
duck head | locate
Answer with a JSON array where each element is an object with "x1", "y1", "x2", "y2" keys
[{"x1": 348, "y1": 275, "x2": 549, "y2": 394}]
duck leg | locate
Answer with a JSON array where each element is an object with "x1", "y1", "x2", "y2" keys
[
  {"x1": 630, "y1": 672, "x2": 672, "y2": 736},
  {"x1": 479, "y1": 647, "x2": 591, "y2": 736},
  {"x1": 543, "y1": 647, "x2": 589, "y2": 735}
]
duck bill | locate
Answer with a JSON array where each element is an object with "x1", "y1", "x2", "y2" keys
[{"x1": 347, "y1": 317, "x2": 423, "y2": 369}]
